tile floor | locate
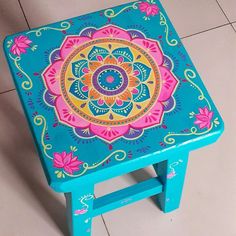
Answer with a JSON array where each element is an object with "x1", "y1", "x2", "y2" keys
[{"x1": 0, "y1": 0, "x2": 236, "y2": 235}]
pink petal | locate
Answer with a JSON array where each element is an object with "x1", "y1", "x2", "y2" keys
[
  {"x1": 55, "y1": 96, "x2": 90, "y2": 128},
  {"x1": 42, "y1": 60, "x2": 63, "y2": 95},
  {"x1": 131, "y1": 102, "x2": 164, "y2": 129},
  {"x1": 206, "y1": 122, "x2": 211, "y2": 129},
  {"x1": 194, "y1": 120, "x2": 203, "y2": 125},
  {"x1": 199, "y1": 108, "x2": 205, "y2": 115},
  {"x1": 15, "y1": 47, "x2": 21, "y2": 56},
  {"x1": 60, "y1": 36, "x2": 91, "y2": 59},
  {"x1": 146, "y1": 7, "x2": 153, "y2": 16},
  {"x1": 195, "y1": 114, "x2": 209, "y2": 122},
  {"x1": 139, "y1": 2, "x2": 149, "y2": 12},
  {"x1": 208, "y1": 111, "x2": 214, "y2": 120},
  {"x1": 64, "y1": 152, "x2": 73, "y2": 165},
  {"x1": 90, "y1": 124, "x2": 129, "y2": 142},
  {"x1": 158, "y1": 66, "x2": 178, "y2": 102},
  {"x1": 92, "y1": 25, "x2": 131, "y2": 41},
  {"x1": 53, "y1": 153, "x2": 64, "y2": 167},
  {"x1": 69, "y1": 160, "x2": 83, "y2": 167},
  {"x1": 17, "y1": 42, "x2": 30, "y2": 48},
  {"x1": 64, "y1": 166, "x2": 73, "y2": 174},
  {"x1": 132, "y1": 38, "x2": 163, "y2": 65},
  {"x1": 199, "y1": 122, "x2": 207, "y2": 129},
  {"x1": 204, "y1": 107, "x2": 209, "y2": 115}
]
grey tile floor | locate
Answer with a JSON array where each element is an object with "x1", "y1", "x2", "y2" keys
[{"x1": 0, "y1": 1, "x2": 236, "y2": 235}]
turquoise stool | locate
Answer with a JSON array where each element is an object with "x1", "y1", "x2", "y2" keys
[{"x1": 4, "y1": 1, "x2": 224, "y2": 235}]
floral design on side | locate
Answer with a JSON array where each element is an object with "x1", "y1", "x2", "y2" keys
[
  {"x1": 7, "y1": 35, "x2": 37, "y2": 90},
  {"x1": 53, "y1": 151, "x2": 83, "y2": 175},
  {"x1": 74, "y1": 194, "x2": 94, "y2": 216},
  {"x1": 139, "y1": 0, "x2": 159, "y2": 19},
  {"x1": 194, "y1": 107, "x2": 213, "y2": 129},
  {"x1": 10, "y1": 35, "x2": 32, "y2": 56},
  {"x1": 163, "y1": 69, "x2": 221, "y2": 145},
  {"x1": 43, "y1": 25, "x2": 178, "y2": 143}
]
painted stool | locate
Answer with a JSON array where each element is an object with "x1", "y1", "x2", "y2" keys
[{"x1": 4, "y1": 1, "x2": 224, "y2": 235}]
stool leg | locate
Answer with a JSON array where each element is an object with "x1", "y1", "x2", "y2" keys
[
  {"x1": 153, "y1": 152, "x2": 189, "y2": 213},
  {"x1": 65, "y1": 185, "x2": 94, "y2": 236}
]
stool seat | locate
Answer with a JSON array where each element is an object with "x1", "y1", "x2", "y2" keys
[{"x1": 3, "y1": 1, "x2": 224, "y2": 235}]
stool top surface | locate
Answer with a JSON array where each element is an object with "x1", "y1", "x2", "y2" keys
[{"x1": 4, "y1": 0, "x2": 223, "y2": 192}]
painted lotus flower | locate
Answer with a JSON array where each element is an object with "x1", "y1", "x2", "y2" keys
[
  {"x1": 43, "y1": 25, "x2": 178, "y2": 142},
  {"x1": 194, "y1": 107, "x2": 213, "y2": 129},
  {"x1": 139, "y1": 1, "x2": 159, "y2": 16},
  {"x1": 53, "y1": 151, "x2": 83, "y2": 174},
  {"x1": 10, "y1": 35, "x2": 32, "y2": 56}
]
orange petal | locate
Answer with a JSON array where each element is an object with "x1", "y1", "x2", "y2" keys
[
  {"x1": 104, "y1": 96, "x2": 116, "y2": 106},
  {"x1": 120, "y1": 63, "x2": 132, "y2": 74},
  {"x1": 104, "y1": 55, "x2": 118, "y2": 65},
  {"x1": 129, "y1": 76, "x2": 140, "y2": 87},
  {"x1": 81, "y1": 74, "x2": 92, "y2": 86},
  {"x1": 118, "y1": 89, "x2": 132, "y2": 101},
  {"x1": 89, "y1": 61, "x2": 102, "y2": 72},
  {"x1": 89, "y1": 88, "x2": 101, "y2": 100}
]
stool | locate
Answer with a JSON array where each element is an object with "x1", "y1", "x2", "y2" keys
[{"x1": 4, "y1": 1, "x2": 224, "y2": 235}]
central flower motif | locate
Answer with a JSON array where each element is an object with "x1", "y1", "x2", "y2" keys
[{"x1": 43, "y1": 25, "x2": 178, "y2": 142}]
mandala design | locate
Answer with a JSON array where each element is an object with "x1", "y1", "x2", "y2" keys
[{"x1": 43, "y1": 25, "x2": 178, "y2": 142}]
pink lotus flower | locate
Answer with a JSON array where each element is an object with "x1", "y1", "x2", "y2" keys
[
  {"x1": 53, "y1": 151, "x2": 83, "y2": 174},
  {"x1": 194, "y1": 107, "x2": 214, "y2": 129},
  {"x1": 10, "y1": 35, "x2": 32, "y2": 56},
  {"x1": 139, "y1": 2, "x2": 159, "y2": 16}
]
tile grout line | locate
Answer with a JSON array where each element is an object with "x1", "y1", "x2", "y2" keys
[
  {"x1": 215, "y1": 0, "x2": 236, "y2": 33},
  {"x1": 17, "y1": 0, "x2": 31, "y2": 29},
  {"x1": 0, "y1": 88, "x2": 16, "y2": 95},
  {"x1": 101, "y1": 214, "x2": 111, "y2": 236},
  {"x1": 181, "y1": 23, "x2": 231, "y2": 39},
  {"x1": 94, "y1": 194, "x2": 111, "y2": 236}
]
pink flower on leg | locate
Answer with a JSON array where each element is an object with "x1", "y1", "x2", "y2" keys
[
  {"x1": 10, "y1": 35, "x2": 32, "y2": 56},
  {"x1": 139, "y1": 2, "x2": 159, "y2": 16},
  {"x1": 194, "y1": 107, "x2": 214, "y2": 129},
  {"x1": 53, "y1": 151, "x2": 83, "y2": 174}
]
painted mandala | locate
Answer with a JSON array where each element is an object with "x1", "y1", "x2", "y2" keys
[{"x1": 43, "y1": 25, "x2": 178, "y2": 142}]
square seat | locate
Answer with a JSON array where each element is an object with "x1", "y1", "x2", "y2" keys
[{"x1": 4, "y1": 0, "x2": 223, "y2": 193}]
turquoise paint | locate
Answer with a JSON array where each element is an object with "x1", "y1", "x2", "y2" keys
[{"x1": 3, "y1": 1, "x2": 224, "y2": 235}]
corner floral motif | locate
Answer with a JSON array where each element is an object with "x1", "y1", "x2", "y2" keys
[
  {"x1": 42, "y1": 24, "x2": 179, "y2": 143},
  {"x1": 33, "y1": 114, "x2": 127, "y2": 178},
  {"x1": 10, "y1": 35, "x2": 32, "y2": 56},
  {"x1": 53, "y1": 151, "x2": 84, "y2": 174},
  {"x1": 163, "y1": 69, "x2": 220, "y2": 145},
  {"x1": 104, "y1": 0, "x2": 178, "y2": 46},
  {"x1": 8, "y1": 35, "x2": 36, "y2": 90},
  {"x1": 139, "y1": 0, "x2": 159, "y2": 20},
  {"x1": 194, "y1": 107, "x2": 213, "y2": 129},
  {"x1": 104, "y1": 0, "x2": 159, "y2": 21}
]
